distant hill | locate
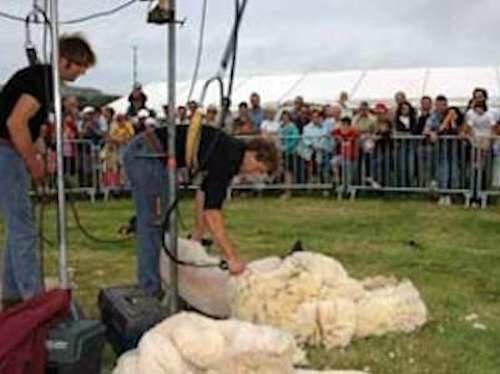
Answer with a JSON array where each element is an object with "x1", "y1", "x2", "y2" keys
[
  {"x1": 0, "y1": 83, "x2": 120, "y2": 108},
  {"x1": 61, "y1": 84, "x2": 120, "y2": 108}
]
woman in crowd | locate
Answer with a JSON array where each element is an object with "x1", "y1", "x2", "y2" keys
[
  {"x1": 102, "y1": 113, "x2": 135, "y2": 188},
  {"x1": 436, "y1": 107, "x2": 462, "y2": 205},
  {"x1": 277, "y1": 110, "x2": 299, "y2": 198},
  {"x1": 393, "y1": 101, "x2": 418, "y2": 186},
  {"x1": 63, "y1": 114, "x2": 78, "y2": 177},
  {"x1": 260, "y1": 106, "x2": 280, "y2": 136},
  {"x1": 393, "y1": 101, "x2": 417, "y2": 135},
  {"x1": 234, "y1": 114, "x2": 254, "y2": 135}
]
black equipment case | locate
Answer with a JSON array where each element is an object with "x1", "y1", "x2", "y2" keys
[
  {"x1": 46, "y1": 319, "x2": 106, "y2": 374},
  {"x1": 98, "y1": 285, "x2": 169, "y2": 355}
]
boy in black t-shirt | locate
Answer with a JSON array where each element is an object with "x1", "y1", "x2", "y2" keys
[
  {"x1": 0, "y1": 34, "x2": 96, "y2": 310},
  {"x1": 123, "y1": 126, "x2": 280, "y2": 296}
]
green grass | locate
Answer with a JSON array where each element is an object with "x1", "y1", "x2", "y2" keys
[{"x1": 1, "y1": 196, "x2": 500, "y2": 373}]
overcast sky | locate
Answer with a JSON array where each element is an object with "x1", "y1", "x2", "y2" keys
[{"x1": 1, "y1": 0, "x2": 500, "y2": 95}]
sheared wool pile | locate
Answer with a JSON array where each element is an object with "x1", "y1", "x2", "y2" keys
[
  {"x1": 112, "y1": 312, "x2": 365, "y2": 374},
  {"x1": 228, "y1": 252, "x2": 428, "y2": 349},
  {"x1": 161, "y1": 240, "x2": 428, "y2": 349}
]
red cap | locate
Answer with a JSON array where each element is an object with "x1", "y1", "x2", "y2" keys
[{"x1": 374, "y1": 102, "x2": 388, "y2": 113}]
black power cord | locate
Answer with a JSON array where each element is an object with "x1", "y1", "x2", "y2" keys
[
  {"x1": 159, "y1": 0, "x2": 247, "y2": 270},
  {"x1": 61, "y1": 0, "x2": 139, "y2": 25},
  {"x1": 0, "y1": 0, "x2": 139, "y2": 25}
]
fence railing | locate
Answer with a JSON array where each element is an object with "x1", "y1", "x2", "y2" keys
[
  {"x1": 42, "y1": 139, "x2": 99, "y2": 200},
  {"x1": 231, "y1": 134, "x2": 500, "y2": 206},
  {"x1": 42, "y1": 134, "x2": 500, "y2": 206}
]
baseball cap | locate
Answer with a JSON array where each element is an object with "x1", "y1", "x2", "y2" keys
[
  {"x1": 145, "y1": 117, "x2": 157, "y2": 127},
  {"x1": 206, "y1": 104, "x2": 218, "y2": 113},
  {"x1": 374, "y1": 102, "x2": 388, "y2": 113},
  {"x1": 137, "y1": 109, "x2": 149, "y2": 118},
  {"x1": 82, "y1": 106, "x2": 95, "y2": 114}
]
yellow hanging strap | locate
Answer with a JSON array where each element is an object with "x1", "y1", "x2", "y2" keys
[{"x1": 185, "y1": 109, "x2": 203, "y2": 170}]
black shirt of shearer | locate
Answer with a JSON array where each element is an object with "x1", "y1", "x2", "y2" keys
[
  {"x1": 0, "y1": 64, "x2": 53, "y2": 142},
  {"x1": 155, "y1": 125, "x2": 246, "y2": 210}
]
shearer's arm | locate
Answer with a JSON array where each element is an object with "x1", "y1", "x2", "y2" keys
[{"x1": 203, "y1": 209, "x2": 245, "y2": 275}]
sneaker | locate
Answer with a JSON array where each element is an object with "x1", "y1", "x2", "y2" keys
[
  {"x1": 437, "y1": 196, "x2": 445, "y2": 206},
  {"x1": 280, "y1": 191, "x2": 291, "y2": 200},
  {"x1": 445, "y1": 196, "x2": 452, "y2": 206},
  {"x1": 367, "y1": 178, "x2": 382, "y2": 189}
]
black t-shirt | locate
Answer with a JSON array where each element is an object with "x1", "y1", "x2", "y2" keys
[
  {"x1": 415, "y1": 113, "x2": 430, "y2": 135},
  {"x1": 0, "y1": 64, "x2": 53, "y2": 142},
  {"x1": 155, "y1": 125, "x2": 246, "y2": 210}
]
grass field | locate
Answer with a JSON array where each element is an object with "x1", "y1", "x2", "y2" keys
[{"x1": 1, "y1": 195, "x2": 500, "y2": 373}]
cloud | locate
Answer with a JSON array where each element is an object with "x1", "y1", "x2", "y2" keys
[{"x1": 1, "y1": 0, "x2": 500, "y2": 95}]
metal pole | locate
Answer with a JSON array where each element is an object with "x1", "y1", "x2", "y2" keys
[
  {"x1": 50, "y1": 0, "x2": 69, "y2": 288},
  {"x1": 167, "y1": 0, "x2": 179, "y2": 313},
  {"x1": 132, "y1": 45, "x2": 138, "y2": 85}
]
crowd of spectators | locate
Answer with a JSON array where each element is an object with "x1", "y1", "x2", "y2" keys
[
  {"x1": 214, "y1": 88, "x2": 500, "y2": 203},
  {"x1": 37, "y1": 83, "x2": 500, "y2": 204}
]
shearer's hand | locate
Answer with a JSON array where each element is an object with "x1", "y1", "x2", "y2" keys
[
  {"x1": 226, "y1": 256, "x2": 246, "y2": 276},
  {"x1": 28, "y1": 154, "x2": 46, "y2": 185}
]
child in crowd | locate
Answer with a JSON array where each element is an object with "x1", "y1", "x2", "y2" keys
[{"x1": 331, "y1": 117, "x2": 359, "y2": 186}]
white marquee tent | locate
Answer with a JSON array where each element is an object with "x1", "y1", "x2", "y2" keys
[{"x1": 108, "y1": 66, "x2": 500, "y2": 115}]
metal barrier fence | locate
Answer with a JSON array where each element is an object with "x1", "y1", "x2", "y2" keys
[
  {"x1": 43, "y1": 139, "x2": 99, "y2": 200},
  {"x1": 46, "y1": 135, "x2": 500, "y2": 206},
  {"x1": 230, "y1": 134, "x2": 500, "y2": 206},
  {"x1": 473, "y1": 135, "x2": 500, "y2": 207},
  {"x1": 344, "y1": 135, "x2": 475, "y2": 201}
]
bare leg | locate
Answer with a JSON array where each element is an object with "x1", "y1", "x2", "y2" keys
[{"x1": 191, "y1": 189, "x2": 206, "y2": 241}]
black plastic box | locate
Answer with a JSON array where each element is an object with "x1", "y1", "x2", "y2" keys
[
  {"x1": 98, "y1": 285, "x2": 169, "y2": 355},
  {"x1": 46, "y1": 319, "x2": 106, "y2": 374}
]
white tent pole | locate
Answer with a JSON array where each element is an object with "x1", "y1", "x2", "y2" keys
[{"x1": 50, "y1": 0, "x2": 69, "y2": 289}]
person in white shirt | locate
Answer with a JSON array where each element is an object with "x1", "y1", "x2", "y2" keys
[
  {"x1": 260, "y1": 106, "x2": 280, "y2": 135},
  {"x1": 465, "y1": 102, "x2": 496, "y2": 138},
  {"x1": 337, "y1": 91, "x2": 353, "y2": 118}
]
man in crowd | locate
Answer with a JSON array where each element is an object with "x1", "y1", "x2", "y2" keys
[
  {"x1": 248, "y1": 92, "x2": 264, "y2": 131},
  {"x1": 295, "y1": 105, "x2": 311, "y2": 134},
  {"x1": 353, "y1": 101, "x2": 376, "y2": 135},
  {"x1": 204, "y1": 104, "x2": 218, "y2": 127},
  {"x1": 123, "y1": 124, "x2": 280, "y2": 297},
  {"x1": 424, "y1": 95, "x2": 448, "y2": 136},
  {"x1": 290, "y1": 95, "x2": 304, "y2": 124},
  {"x1": 187, "y1": 100, "x2": 199, "y2": 120},
  {"x1": 0, "y1": 34, "x2": 96, "y2": 310},
  {"x1": 127, "y1": 82, "x2": 148, "y2": 117},
  {"x1": 176, "y1": 105, "x2": 189, "y2": 126},
  {"x1": 81, "y1": 106, "x2": 104, "y2": 145},
  {"x1": 416, "y1": 96, "x2": 433, "y2": 135}
]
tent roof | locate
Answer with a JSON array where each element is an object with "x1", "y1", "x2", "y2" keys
[{"x1": 108, "y1": 66, "x2": 500, "y2": 114}]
